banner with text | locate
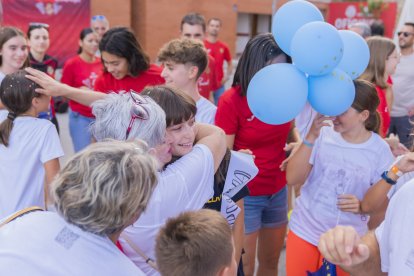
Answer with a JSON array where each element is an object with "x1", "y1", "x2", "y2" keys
[
  {"x1": 1, "y1": 0, "x2": 90, "y2": 67},
  {"x1": 327, "y1": 2, "x2": 397, "y2": 38}
]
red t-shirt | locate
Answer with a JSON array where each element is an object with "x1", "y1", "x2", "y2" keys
[
  {"x1": 94, "y1": 64, "x2": 165, "y2": 94},
  {"x1": 376, "y1": 85, "x2": 390, "y2": 137},
  {"x1": 61, "y1": 55, "x2": 103, "y2": 117},
  {"x1": 197, "y1": 55, "x2": 218, "y2": 99},
  {"x1": 215, "y1": 86, "x2": 291, "y2": 196},
  {"x1": 204, "y1": 40, "x2": 231, "y2": 84}
]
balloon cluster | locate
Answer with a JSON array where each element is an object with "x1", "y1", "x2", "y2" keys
[{"x1": 247, "y1": 0, "x2": 370, "y2": 125}]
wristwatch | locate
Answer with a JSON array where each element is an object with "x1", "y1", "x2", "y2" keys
[{"x1": 381, "y1": 171, "x2": 397, "y2": 185}]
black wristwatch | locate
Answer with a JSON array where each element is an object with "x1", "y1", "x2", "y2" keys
[{"x1": 381, "y1": 171, "x2": 397, "y2": 185}]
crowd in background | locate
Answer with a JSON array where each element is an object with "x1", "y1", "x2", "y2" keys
[{"x1": 1, "y1": 12, "x2": 414, "y2": 276}]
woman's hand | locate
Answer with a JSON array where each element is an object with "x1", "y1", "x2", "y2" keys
[
  {"x1": 337, "y1": 194, "x2": 361, "y2": 214},
  {"x1": 238, "y1": 148, "x2": 255, "y2": 158},
  {"x1": 279, "y1": 142, "x2": 300, "y2": 171},
  {"x1": 395, "y1": 152, "x2": 414, "y2": 173},
  {"x1": 25, "y1": 67, "x2": 68, "y2": 97}
]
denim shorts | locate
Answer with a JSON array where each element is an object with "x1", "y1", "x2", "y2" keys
[{"x1": 244, "y1": 186, "x2": 288, "y2": 234}]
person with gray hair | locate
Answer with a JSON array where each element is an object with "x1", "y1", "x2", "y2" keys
[
  {"x1": 25, "y1": 67, "x2": 227, "y2": 275},
  {"x1": 0, "y1": 140, "x2": 159, "y2": 275},
  {"x1": 91, "y1": 91, "x2": 166, "y2": 148},
  {"x1": 348, "y1": 22, "x2": 372, "y2": 38}
]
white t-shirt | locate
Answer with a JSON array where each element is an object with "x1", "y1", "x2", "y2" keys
[
  {"x1": 0, "y1": 71, "x2": 5, "y2": 84},
  {"x1": 0, "y1": 211, "x2": 144, "y2": 275},
  {"x1": 196, "y1": 97, "x2": 217, "y2": 124},
  {"x1": 391, "y1": 53, "x2": 414, "y2": 117},
  {"x1": 375, "y1": 180, "x2": 414, "y2": 275},
  {"x1": 120, "y1": 144, "x2": 214, "y2": 275},
  {"x1": 290, "y1": 126, "x2": 394, "y2": 245},
  {"x1": 0, "y1": 113, "x2": 64, "y2": 219}
]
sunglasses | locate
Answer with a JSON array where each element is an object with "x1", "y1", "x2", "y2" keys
[
  {"x1": 91, "y1": 15, "x2": 107, "y2": 22},
  {"x1": 125, "y1": 91, "x2": 150, "y2": 140},
  {"x1": 397, "y1": 31, "x2": 414, "y2": 37},
  {"x1": 29, "y1": 22, "x2": 49, "y2": 29}
]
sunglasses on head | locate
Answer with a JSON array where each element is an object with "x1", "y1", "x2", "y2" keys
[
  {"x1": 397, "y1": 31, "x2": 414, "y2": 37},
  {"x1": 29, "y1": 22, "x2": 49, "y2": 29},
  {"x1": 125, "y1": 91, "x2": 150, "y2": 140},
  {"x1": 91, "y1": 15, "x2": 107, "y2": 22}
]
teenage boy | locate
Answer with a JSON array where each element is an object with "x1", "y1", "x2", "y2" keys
[
  {"x1": 158, "y1": 38, "x2": 217, "y2": 124},
  {"x1": 180, "y1": 13, "x2": 218, "y2": 103},
  {"x1": 155, "y1": 209, "x2": 237, "y2": 276}
]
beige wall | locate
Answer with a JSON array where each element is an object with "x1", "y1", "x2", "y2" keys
[{"x1": 90, "y1": 0, "x2": 329, "y2": 62}]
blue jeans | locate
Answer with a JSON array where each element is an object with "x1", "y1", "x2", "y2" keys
[
  {"x1": 389, "y1": 116, "x2": 414, "y2": 149},
  {"x1": 214, "y1": 85, "x2": 225, "y2": 105},
  {"x1": 69, "y1": 110, "x2": 94, "y2": 152},
  {"x1": 244, "y1": 187, "x2": 288, "y2": 234}
]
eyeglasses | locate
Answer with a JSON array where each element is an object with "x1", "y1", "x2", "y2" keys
[
  {"x1": 91, "y1": 15, "x2": 107, "y2": 22},
  {"x1": 29, "y1": 22, "x2": 49, "y2": 29},
  {"x1": 125, "y1": 91, "x2": 150, "y2": 140},
  {"x1": 397, "y1": 31, "x2": 414, "y2": 37}
]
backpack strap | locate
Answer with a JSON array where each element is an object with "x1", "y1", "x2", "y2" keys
[
  {"x1": 120, "y1": 233, "x2": 158, "y2": 271},
  {"x1": 0, "y1": 206, "x2": 44, "y2": 228}
]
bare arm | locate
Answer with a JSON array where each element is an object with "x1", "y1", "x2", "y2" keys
[
  {"x1": 226, "y1": 134, "x2": 235, "y2": 149},
  {"x1": 223, "y1": 61, "x2": 234, "y2": 86},
  {"x1": 25, "y1": 67, "x2": 106, "y2": 106},
  {"x1": 194, "y1": 123, "x2": 226, "y2": 172},
  {"x1": 286, "y1": 114, "x2": 333, "y2": 187},
  {"x1": 361, "y1": 152, "x2": 414, "y2": 214},
  {"x1": 318, "y1": 226, "x2": 385, "y2": 276},
  {"x1": 43, "y1": 158, "x2": 60, "y2": 207}
]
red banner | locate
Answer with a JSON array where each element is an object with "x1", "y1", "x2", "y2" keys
[
  {"x1": 1, "y1": 0, "x2": 90, "y2": 67},
  {"x1": 327, "y1": 2, "x2": 397, "y2": 38}
]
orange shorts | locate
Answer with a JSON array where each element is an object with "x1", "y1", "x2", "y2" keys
[{"x1": 286, "y1": 231, "x2": 349, "y2": 276}]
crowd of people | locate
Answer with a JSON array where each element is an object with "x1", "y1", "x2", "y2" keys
[{"x1": 1, "y1": 11, "x2": 414, "y2": 276}]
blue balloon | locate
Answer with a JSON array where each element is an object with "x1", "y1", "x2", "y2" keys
[
  {"x1": 272, "y1": 0, "x2": 324, "y2": 55},
  {"x1": 247, "y1": 64, "x2": 308, "y2": 125},
  {"x1": 337, "y1": 30, "x2": 370, "y2": 79},
  {"x1": 308, "y1": 69, "x2": 355, "y2": 116},
  {"x1": 291, "y1": 22, "x2": 344, "y2": 76}
]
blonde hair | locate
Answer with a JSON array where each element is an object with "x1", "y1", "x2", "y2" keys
[
  {"x1": 156, "y1": 209, "x2": 233, "y2": 276},
  {"x1": 52, "y1": 140, "x2": 158, "y2": 236},
  {"x1": 360, "y1": 36, "x2": 396, "y2": 89}
]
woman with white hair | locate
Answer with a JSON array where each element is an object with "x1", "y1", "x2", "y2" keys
[
  {"x1": 25, "y1": 67, "x2": 227, "y2": 275},
  {"x1": 0, "y1": 140, "x2": 159, "y2": 275}
]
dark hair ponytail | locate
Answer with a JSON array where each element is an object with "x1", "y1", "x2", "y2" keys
[
  {"x1": 0, "y1": 114, "x2": 14, "y2": 146},
  {"x1": 352, "y1": 79, "x2": 381, "y2": 134},
  {"x1": 365, "y1": 110, "x2": 381, "y2": 133},
  {"x1": 77, "y1": 28, "x2": 94, "y2": 54},
  {"x1": 0, "y1": 70, "x2": 40, "y2": 146}
]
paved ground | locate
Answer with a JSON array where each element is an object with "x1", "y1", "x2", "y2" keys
[{"x1": 56, "y1": 112, "x2": 287, "y2": 276}]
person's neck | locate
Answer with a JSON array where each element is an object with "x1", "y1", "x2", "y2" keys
[
  {"x1": 206, "y1": 33, "x2": 218, "y2": 43},
  {"x1": 0, "y1": 64, "x2": 17, "y2": 75},
  {"x1": 400, "y1": 46, "x2": 414, "y2": 56},
  {"x1": 31, "y1": 51, "x2": 45, "y2": 63},
  {"x1": 340, "y1": 126, "x2": 371, "y2": 144},
  {"x1": 182, "y1": 82, "x2": 201, "y2": 102},
  {"x1": 20, "y1": 106, "x2": 37, "y2": 118},
  {"x1": 79, "y1": 51, "x2": 96, "y2": 63},
  {"x1": 108, "y1": 231, "x2": 121, "y2": 244}
]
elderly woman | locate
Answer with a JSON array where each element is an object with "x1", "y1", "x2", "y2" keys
[
  {"x1": 25, "y1": 67, "x2": 226, "y2": 275},
  {"x1": 0, "y1": 140, "x2": 158, "y2": 275}
]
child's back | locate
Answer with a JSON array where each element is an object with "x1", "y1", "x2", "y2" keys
[{"x1": 0, "y1": 71, "x2": 63, "y2": 219}]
